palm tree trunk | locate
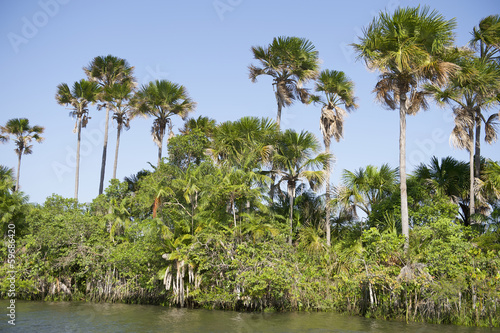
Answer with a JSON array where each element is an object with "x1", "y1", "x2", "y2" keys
[
  {"x1": 112, "y1": 124, "x2": 122, "y2": 179},
  {"x1": 194, "y1": 192, "x2": 198, "y2": 234},
  {"x1": 269, "y1": 176, "x2": 277, "y2": 203},
  {"x1": 288, "y1": 182, "x2": 295, "y2": 245},
  {"x1": 399, "y1": 94, "x2": 409, "y2": 248},
  {"x1": 157, "y1": 142, "x2": 163, "y2": 167},
  {"x1": 469, "y1": 137, "x2": 475, "y2": 227},
  {"x1": 191, "y1": 203, "x2": 194, "y2": 236},
  {"x1": 15, "y1": 152, "x2": 21, "y2": 192},
  {"x1": 232, "y1": 195, "x2": 237, "y2": 229},
  {"x1": 157, "y1": 126, "x2": 165, "y2": 167},
  {"x1": 325, "y1": 142, "x2": 331, "y2": 246},
  {"x1": 75, "y1": 117, "x2": 82, "y2": 200},
  {"x1": 269, "y1": 92, "x2": 282, "y2": 202},
  {"x1": 275, "y1": 91, "x2": 282, "y2": 128},
  {"x1": 474, "y1": 117, "x2": 481, "y2": 181},
  {"x1": 99, "y1": 106, "x2": 110, "y2": 195}
]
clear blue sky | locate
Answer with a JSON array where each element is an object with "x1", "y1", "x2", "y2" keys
[{"x1": 1, "y1": 0, "x2": 499, "y2": 204}]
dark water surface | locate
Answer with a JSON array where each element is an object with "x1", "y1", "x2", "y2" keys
[{"x1": 1, "y1": 300, "x2": 498, "y2": 332}]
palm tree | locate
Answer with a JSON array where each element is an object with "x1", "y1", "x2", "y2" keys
[
  {"x1": 0, "y1": 118, "x2": 44, "y2": 191},
  {"x1": 414, "y1": 156, "x2": 471, "y2": 224},
  {"x1": 311, "y1": 69, "x2": 358, "y2": 246},
  {"x1": 0, "y1": 164, "x2": 28, "y2": 236},
  {"x1": 426, "y1": 53, "x2": 500, "y2": 221},
  {"x1": 470, "y1": 15, "x2": 500, "y2": 180},
  {"x1": 105, "y1": 197, "x2": 131, "y2": 243},
  {"x1": 480, "y1": 160, "x2": 500, "y2": 231},
  {"x1": 480, "y1": 160, "x2": 500, "y2": 201},
  {"x1": 471, "y1": 15, "x2": 500, "y2": 63},
  {"x1": 209, "y1": 119, "x2": 278, "y2": 201},
  {"x1": 220, "y1": 166, "x2": 254, "y2": 229},
  {"x1": 338, "y1": 164, "x2": 398, "y2": 218},
  {"x1": 273, "y1": 129, "x2": 330, "y2": 244},
  {"x1": 414, "y1": 156, "x2": 469, "y2": 199},
  {"x1": 249, "y1": 36, "x2": 319, "y2": 202},
  {"x1": 172, "y1": 164, "x2": 203, "y2": 234},
  {"x1": 0, "y1": 166, "x2": 14, "y2": 182},
  {"x1": 294, "y1": 188, "x2": 325, "y2": 231},
  {"x1": 352, "y1": 6, "x2": 457, "y2": 244},
  {"x1": 180, "y1": 116, "x2": 217, "y2": 138},
  {"x1": 451, "y1": 106, "x2": 478, "y2": 220},
  {"x1": 56, "y1": 79, "x2": 101, "y2": 200},
  {"x1": 249, "y1": 36, "x2": 320, "y2": 128},
  {"x1": 208, "y1": 117, "x2": 277, "y2": 170},
  {"x1": 124, "y1": 169, "x2": 151, "y2": 193},
  {"x1": 102, "y1": 81, "x2": 136, "y2": 179},
  {"x1": 84, "y1": 55, "x2": 135, "y2": 195},
  {"x1": 132, "y1": 80, "x2": 196, "y2": 166},
  {"x1": 208, "y1": 118, "x2": 277, "y2": 216}
]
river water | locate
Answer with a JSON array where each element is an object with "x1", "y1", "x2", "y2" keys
[{"x1": 0, "y1": 300, "x2": 498, "y2": 332}]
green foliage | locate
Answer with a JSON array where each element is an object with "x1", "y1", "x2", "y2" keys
[
  {"x1": 370, "y1": 176, "x2": 459, "y2": 230},
  {"x1": 2, "y1": 117, "x2": 499, "y2": 327},
  {"x1": 167, "y1": 128, "x2": 209, "y2": 170},
  {"x1": 0, "y1": 172, "x2": 28, "y2": 237}
]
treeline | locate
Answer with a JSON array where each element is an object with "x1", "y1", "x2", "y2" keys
[
  {"x1": 1, "y1": 115, "x2": 500, "y2": 326},
  {"x1": 1, "y1": 6, "x2": 500, "y2": 328}
]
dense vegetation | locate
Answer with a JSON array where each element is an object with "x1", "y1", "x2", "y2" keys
[{"x1": 1, "y1": 7, "x2": 500, "y2": 328}]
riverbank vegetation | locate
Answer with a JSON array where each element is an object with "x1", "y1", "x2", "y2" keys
[
  {"x1": 1, "y1": 7, "x2": 499, "y2": 328},
  {"x1": 2, "y1": 126, "x2": 499, "y2": 326}
]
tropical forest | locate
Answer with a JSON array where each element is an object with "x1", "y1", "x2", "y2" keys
[{"x1": 1, "y1": 6, "x2": 500, "y2": 328}]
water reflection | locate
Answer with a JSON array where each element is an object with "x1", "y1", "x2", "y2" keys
[{"x1": 0, "y1": 300, "x2": 497, "y2": 333}]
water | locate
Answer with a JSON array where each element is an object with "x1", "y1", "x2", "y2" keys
[{"x1": 0, "y1": 300, "x2": 498, "y2": 332}]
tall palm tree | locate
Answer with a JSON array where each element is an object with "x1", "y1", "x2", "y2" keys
[
  {"x1": 84, "y1": 55, "x2": 135, "y2": 195},
  {"x1": 102, "y1": 81, "x2": 136, "y2": 179},
  {"x1": 470, "y1": 15, "x2": 500, "y2": 180},
  {"x1": 0, "y1": 118, "x2": 44, "y2": 192},
  {"x1": 273, "y1": 129, "x2": 330, "y2": 245},
  {"x1": 132, "y1": 80, "x2": 196, "y2": 166},
  {"x1": 311, "y1": 69, "x2": 358, "y2": 246},
  {"x1": 451, "y1": 105, "x2": 478, "y2": 220},
  {"x1": 352, "y1": 6, "x2": 457, "y2": 244},
  {"x1": 249, "y1": 36, "x2": 320, "y2": 128},
  {"x1": 426, "y1": 53, "x2": 500, "y2": 221},
  {"x1": 56, "y1": 79, "x2": 101, "y2": 200}
]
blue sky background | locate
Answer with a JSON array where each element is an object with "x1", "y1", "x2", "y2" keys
[{"x1": 0, "y1": 0, "x2": 499, "y2": 204}]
